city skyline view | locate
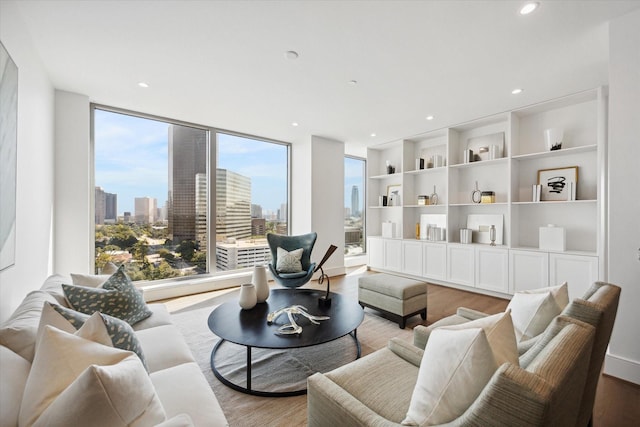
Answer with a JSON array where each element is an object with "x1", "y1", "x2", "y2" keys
[{"x1": 94, "y1": 109, "x2": 290, "y2": 217}]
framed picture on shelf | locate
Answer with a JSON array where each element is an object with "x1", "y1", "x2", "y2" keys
[
  {"x1": 386, "y1": 184, "x2": 402, "y2": 206},
  {"x1": 537, "y1": 166, "x2": 578, "y2": 201}
]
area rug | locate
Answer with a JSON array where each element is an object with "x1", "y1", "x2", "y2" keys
[{"x1": 171, "y1": 301, "x2": 414, "y2": 426}]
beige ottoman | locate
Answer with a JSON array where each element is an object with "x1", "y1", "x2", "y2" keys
[{"x1": 358, "y1": 273, "x2": 427, "y2": 329}]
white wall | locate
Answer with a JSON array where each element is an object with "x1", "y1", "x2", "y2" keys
[
  {"x1": 0, "y1": 1, "x2": 55, "y2": 322},
  {"x1": 605, "y1": 8, "x2": 640, "y2": 385},
  {"x1": 54, "y1": 91, "x2": 91, "y2": 274}
]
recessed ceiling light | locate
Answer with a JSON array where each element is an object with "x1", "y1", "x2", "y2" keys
[
  {"x1": 426, "y1": 115, "x2": 434, "y2": 121},
  {"x1": 291, "y1": 122, "x2": 299, "y2": 127},
  {"x1": 370, "y1": 133, "x2": 377, "y2": 137},
  {"x1": 349, "y1": 80, "x2": 358, "y2": 85},
  {"x1": 138, "y1": 82, "x2": 149, "y2": 88},
  {"x1": 520, "y1": 2, "x2": 539, "y2": 15},
  {"x1": 512, "y1": 88, "x2": 523, "y2": 95},
  {"x1": 284, "y1": 51, "x2": 299, "y2": 60}
]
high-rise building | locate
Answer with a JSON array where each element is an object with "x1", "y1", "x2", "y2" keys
[
  {"x1": 251, "y1": 204, "x2": 263, "y2": 219},
  {"x1": 95, "y1": 186, "x2": 117, "y2": 225},
  {"x1": 168, "y1": 125, "x2": 207, "y2": 245},
  {"x1": 351, "y1": 185, "x2": 360, "y2": 218},
  {"x1": 105, "y1": 192, "x2": 117, "y2": 221},
  {"x1": 195, "y1": 173, "x2": 207, "y2": 248},
  {"x1": 251, "y1": 218, "x2": 266, "y2": 236},
  {"x1": 95, "y1": 187, "x2": 105, "y2": 225},
  {"x1": 279, "y1": 203, "x2": 288, "y2": 222},
  {"x1": 135, "y1": 197, "x2": 157, "y2": 224},
  {"x1": 216, "y1": 169, "x2": 251, "y2": 241}
]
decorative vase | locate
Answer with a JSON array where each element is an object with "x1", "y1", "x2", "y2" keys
[
  {"x1": 252, "y1": 265, "x2": 269, "y2": 303},
  {"x1": 238, "y1": 283, "x2": 257, "y2": 310},
  {"x1": 544, "y1": 128, "x2": 563, "y2": 151}
]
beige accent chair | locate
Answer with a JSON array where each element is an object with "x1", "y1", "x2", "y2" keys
[
  {"x1": 412, "y1": 281, "x2": 620, "y2": 427},
  {"x1": 307, "y1": 282, "x2": 620, "y2": 427}
]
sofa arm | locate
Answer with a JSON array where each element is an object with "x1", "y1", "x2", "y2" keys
[
  {"x1": 387, "y1": 338, "x2": 424, "y2": 367},
  {"x1": 448, "y1": 363, "x2": 552, "y2": 427},
  {"x1": 413, "y1": 308, "x2": 489, "y2": 349},
  {"x1": 456, "y1": 307, "x2": 490, "y2": 320},
  {"x1": 307, "y1": 373, "x2": 401, "y2": 427}
]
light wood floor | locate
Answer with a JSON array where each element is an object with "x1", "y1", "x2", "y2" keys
[{"x1": 163, "y1": 267, "x2": 639, "y2": 427}]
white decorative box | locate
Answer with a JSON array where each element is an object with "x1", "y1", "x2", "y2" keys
[
  {"x1": 539, "y1": 224, "x2": 566, "y2": 251},
  {"x1": 381, "y1": 221, "x2": 396, "y2": 238}
]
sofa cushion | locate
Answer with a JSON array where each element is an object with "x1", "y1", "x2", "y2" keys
[
  {"x1": 403, "y1": 311, "x2": 517, "y2": 426},
  {"x1": 39, "y1": 273, "x2": 74, "y2": 306},
  {"x1": 37, "y1": 354, "x2": 166, "y2": 427},
  {"x1": 155, "y1": 414, "x2": 196, "y2": 427},
  {"x1": 63, "y1": 265, "x2": 152, "y2": 325},
  {"x1": 151, "y1": 362, "x2": 227, "y2": 426},
  {"x1": 0, "y1": 290, "x2": 60, "y2": 361},
  {"x1": 507, "y1": 291, "x2": 561, "y2": 342},
  {"x1": 135, "y1": 325, "x2": 195, "y2": 373},
  {"x1": 276, "y1": 246, "x2": 303, "y2": 273},
  {"x1": 133, "y1": 303, "x2": 174, "y2": 331},
  {"x1": 19, "y1": 318, "x2": 166, "y2": 426},
  {"x1": 324, "y1": 347, "x2": 419, "y2": 422},
  {"x1": 0, "y1": 346, "x2": 31, "y2": 427},
  {"x1": 39, "y1": 302, "x2": 148, "y2": 369}
]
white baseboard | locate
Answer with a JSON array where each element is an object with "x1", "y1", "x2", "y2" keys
[{"x1": 604, "y1": 350, "x2": 640, "y2": 385}]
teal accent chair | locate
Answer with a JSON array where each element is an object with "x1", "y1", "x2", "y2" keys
[{"x1": 267, "y1": 232, "x2": 317, "y2": 288}]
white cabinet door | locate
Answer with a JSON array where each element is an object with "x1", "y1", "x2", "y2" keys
[
  {"x1": 549, "y1": 253, "x2": 599, "y2": 300},
  {"x1": 367, "y1": 237, "x2": 384, "y2": 269},
  {"x1": 475, "y1": 247, "x2": 509, "y2": 293},
  {"x1": 384, "y1": 239, "x2": 403, "y2": 272},
  {"x1": 509, "y1": 250, "x2": 550, "y2": 294},
  {"x1": 423, "y1": 243, "x2": 446, "y2": 280},
  {"x1": 402, "y1": 240, "x2": 423, "y2": 276},
  {"x1": 447, "y1": 244, "x2": 475, "y2": 287}
]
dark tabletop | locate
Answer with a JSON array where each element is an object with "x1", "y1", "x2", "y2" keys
[{"x1": 207, "y1": 288, "x2": 364, "y2": 349}]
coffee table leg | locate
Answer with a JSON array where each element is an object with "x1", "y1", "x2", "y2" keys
[{"x1": 247, "y1": 346, "x2": 252, "y2": 391}]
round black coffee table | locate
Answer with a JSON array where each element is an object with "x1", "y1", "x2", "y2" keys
[{"x1": 207, "y1": 288, "x2": 364, "y2": 397}]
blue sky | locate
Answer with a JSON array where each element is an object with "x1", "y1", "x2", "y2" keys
[{"x1": 95, "y1": 109, "x2": 365, "y2": 216}]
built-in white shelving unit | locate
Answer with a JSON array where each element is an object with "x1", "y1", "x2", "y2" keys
[{"x1": 366, "y1": 87, "x2": 607, "y2": 300}]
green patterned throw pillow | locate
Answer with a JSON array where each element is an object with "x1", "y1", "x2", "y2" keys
[
  {"x1": 276, "y1": 247, "x2": 304, "y2": 273},
  {"x1": 42, "y1": 302, "x2": 148, "y2": 370},
  {"x1": 63, "y1": 266, "x2": 152, "y2": 325}
]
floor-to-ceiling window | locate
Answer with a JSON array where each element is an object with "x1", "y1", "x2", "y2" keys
[
  {"x1": 344, "y1": 156, "x2": 365, "y2": 255},
  {"x1": 93, "y1": 107, "x2": 290, "y2": 282},
  {"x1": 215, "y1": 132, "x2": 289, "y2": 271}
]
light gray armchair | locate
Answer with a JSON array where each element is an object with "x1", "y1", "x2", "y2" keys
[{"x1": 308, "y1": 281, "x2": 620, "y2": 427}]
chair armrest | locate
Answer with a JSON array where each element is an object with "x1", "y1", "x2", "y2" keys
[
  {"x1": 413, "y1": 308, "x2": 489, "y2": 349},
  {"x1": 387, "y1": 338, "x2": 424, "y2": 367},
  {"x1": 447, "y1": 363, "x2": 552, "y2": 427},
  {"x1": 307, "y1": 373, "x2": 401, "y2": 427},
  {"x1": 456, "y1": 307, "x2": 490, "y2": 320}
]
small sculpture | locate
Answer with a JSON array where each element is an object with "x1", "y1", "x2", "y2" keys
[{"x1": 267, "y1": 305, "x2": 330, "y2": 335}]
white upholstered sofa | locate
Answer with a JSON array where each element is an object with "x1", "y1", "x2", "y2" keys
[{"x1": 0, "y1": 273, "x2": 228, "y2": 427}]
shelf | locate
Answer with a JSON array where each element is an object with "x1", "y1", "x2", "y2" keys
[
  {"x1": 512, "y1": 144, "x2": 596, "y2": 160},
  {"x1": 369, "y1": 205, "x2": 403, "y2": 209},
  {"x1": 449, "y1": 202, "x2": 508, "y2": 207},
  {"x1": 370, "y1": 172, "x2": 403, "y2": 179},
  {"x1": 405, "y1": 204, "x2": 445, "y2": 208},
  {"x1": 404, "y1": 167, "x2": 446, "y2": 175},
  {"x1": 449, "y1": 157, "x2": 509, "y2": 169},
  {"x1": 512, "y1": 199, "x2": 596, "y2": 205}
]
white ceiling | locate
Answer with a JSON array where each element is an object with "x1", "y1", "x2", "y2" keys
[{"x1": 11, "y1": 0, "x2": 640, "y2": 152}]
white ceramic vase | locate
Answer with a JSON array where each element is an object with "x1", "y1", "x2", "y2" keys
[
  {"x1": 544, "y1": 127, "x2": 564, "y2": 151},
  {"x1": 238, "y1": 283, "x2": 257, "y2": 310},
  {"x1": 252, "y1": 265, "x2": 270, "y2": 303}
]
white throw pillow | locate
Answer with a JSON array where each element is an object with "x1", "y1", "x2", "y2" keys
[
  {"x1": 517, "y1": 282, "x2": 569, "y2": 312},
  {"x1": 507, "y1": 291, "x2": 561, "y2": 342},
  {"x1": 0, "y1": 346, "x2": 31, "y2": 427},
  {"x1": 37, "y1": 354, "x2": 165, "y2": 426},
  {"x1": 19, "y1": 321, "x2": 165, "y2": 426},
  {"x1": 70, "y1": 273, "x2": 112, "y2": 287},
  {"x1": 403, "y1": 311, "x2": 517, "y2": 426},
  {"x1": 276, "y1": 247, "x2": 304, "y2": 273}
]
